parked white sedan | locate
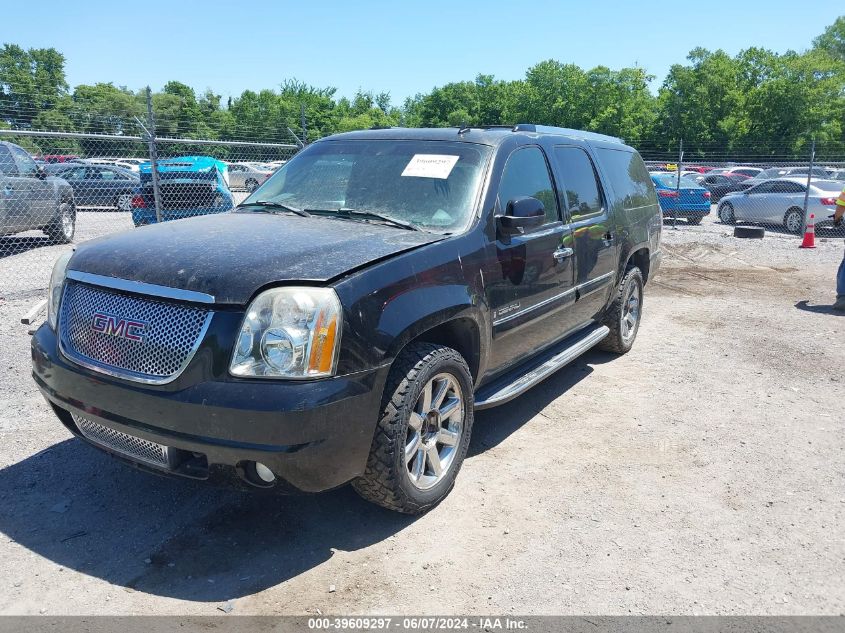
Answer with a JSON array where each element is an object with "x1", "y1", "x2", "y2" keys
[
  {"x1": 717, "y1": 177, "x2": 843, "y2": 233},
  {"x1": 226, "y1": 162, "x2": 273, "y2": 192}
]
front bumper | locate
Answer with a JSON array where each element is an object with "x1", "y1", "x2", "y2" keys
[{"x1": 31, "y1": 323, "x2": 388, "y2": 493}]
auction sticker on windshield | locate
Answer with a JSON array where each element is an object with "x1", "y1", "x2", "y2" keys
[{"x1": 401, "y1": 154, "x2": 460, "y2": 179}]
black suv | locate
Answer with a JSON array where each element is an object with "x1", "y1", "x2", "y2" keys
[{"x1": 32, "y1": 125, "x2": 661, "y2": 513}]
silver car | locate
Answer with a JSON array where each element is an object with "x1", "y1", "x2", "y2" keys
[
  {"x1": 717, "y1": 177, "x2": 843, "y2": 233},
  {"x1": 226, "y1": 162, "x2": 272, "y2": 192}
]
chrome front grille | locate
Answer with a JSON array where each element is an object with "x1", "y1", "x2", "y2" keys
[
  {"x1": 73, "y1": 414, "x2": 170, "y2": 468},
  {"x1": 59, "y1": 280, "x2": 211, "y2": 384}
]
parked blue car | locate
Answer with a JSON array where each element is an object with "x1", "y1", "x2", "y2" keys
[
  {"x1": 130, "y1": 156, "x2": 234, "y2": 226},
  {"x1": 650, "y1": 172, "x2": 712, "y2": 225}
]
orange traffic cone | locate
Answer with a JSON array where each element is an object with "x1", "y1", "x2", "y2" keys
[{"x1": 799, "y1": 212, "x2": 816, "y2": 249}]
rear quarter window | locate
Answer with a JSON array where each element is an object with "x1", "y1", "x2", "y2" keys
[{"x1": 596, "y1": 148, "x2": 658, "y2": 211}]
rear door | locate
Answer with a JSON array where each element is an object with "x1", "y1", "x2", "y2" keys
[
  {"x1": 767, "y1": 181, "x2": 805, "y2": 224},
  {"x1": 553, "y1": 145, "x2": 619, "y2": 324},
  {"x1": 88, "y1": 166, "x2": 134, "y2": 206},
  {"x1": 487, "y1": 145, "x2": 577, "y2": 371}
]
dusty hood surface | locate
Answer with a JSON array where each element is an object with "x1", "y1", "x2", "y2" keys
[{"x1": 69, "y1": 212, "x2": 442, "y2": 304}]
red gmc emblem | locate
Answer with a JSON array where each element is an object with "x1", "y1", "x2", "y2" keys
[{"x1": 91, "y1": 312, "x2": 147, "y2": 342}]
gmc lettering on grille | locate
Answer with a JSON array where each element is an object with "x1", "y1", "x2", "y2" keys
[{"x1": 91, "y1": 312, "x2": 147, "y2": 342}]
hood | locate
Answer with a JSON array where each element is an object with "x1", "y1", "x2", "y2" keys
[{"x1": 68, "y1": 212, "x2": 443, "y2": 304}]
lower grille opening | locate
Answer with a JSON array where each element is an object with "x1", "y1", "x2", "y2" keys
[
  {"x1": 73, "y1": 414, "x2": 170, "y2": 468},
  {"x1": 71, "y1": 414, "x2": 210, "y2": 479}
]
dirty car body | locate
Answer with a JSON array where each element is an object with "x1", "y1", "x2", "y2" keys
[{"x1": 32, "y1": 126, "x2": 661, "y2": 512}]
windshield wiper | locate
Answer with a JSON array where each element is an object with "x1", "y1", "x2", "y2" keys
[
  {"x1": 239, "y1": 200, "x2": 311, "y2": 217},
  {"x1": 304, "y1": 207, "x2": 422, "y2": 232}
]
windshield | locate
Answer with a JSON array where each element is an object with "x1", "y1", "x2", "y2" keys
[
  {"x1": 654, "y1": 173, "x2": 700, "y2": 188},
  {"x1": 241, "y1": 139, "x2": 491, "y2": 233}
]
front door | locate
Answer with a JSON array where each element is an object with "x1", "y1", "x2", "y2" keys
[
  {"x1": 9, "y1": 144, "x2": 53, "y2": 228},
  {"x1": 0, "y1": 145, "x2": 34, "y2": 233},
  {"x1": 486, "y1": 145, "x2": 576, "y2": 374}
]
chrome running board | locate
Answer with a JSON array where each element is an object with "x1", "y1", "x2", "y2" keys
[{"x1": 474, "y1": 324, "x2": 609, "y2": 410}]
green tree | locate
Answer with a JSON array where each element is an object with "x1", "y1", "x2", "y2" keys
[
  {"x1": 0, "y1": 44, "x2": 68, "y2": 127},
  {"x1": 813, "y1": 16, "x2": 845, "y2": 62}
]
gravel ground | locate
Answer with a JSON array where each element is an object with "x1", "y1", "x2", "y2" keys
[{"x1": 0, "y1": 211, "x2": 843, "y2": 616}]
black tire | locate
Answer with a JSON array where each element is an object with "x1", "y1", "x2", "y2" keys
[
  {"x1": 44, "y1": 201, "x2": 75, "y2": 244},
  {"x1": 687, "y1": 215, "x2": 703, "y2": 225},
  {"x1": 598, "y1": 266, "x2": 644, "y2": 355},
  {"x1": 352, "y1": 342, "x2": 474, "y2": 514},
  {"x1": 245, "y1": 178, "x2": 259, "y2": 192},
  {"x1": 718, "y1": 202, "x2": 735, "y2": 225},
  {"x1": 784, "y1": 207, "x2": 804, "y2": 234},
  {"x1": 734, "y1": 226, "x2": 765, "y2": 239}
]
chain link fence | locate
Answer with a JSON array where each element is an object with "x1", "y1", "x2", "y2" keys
[
  {"x1": 0, "y1": 126, "x2": 300, "y2": 303},
  {"x1": 637, "y1": 141, "x2": 845, "y2": 237},
  {"x1": 1, "y1": 108, "x2": 844, "y2": 309}
]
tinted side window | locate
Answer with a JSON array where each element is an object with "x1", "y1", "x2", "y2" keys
[
  {"x1": 497, "y1": 146, "x2": 559, "y2": 224},
  {"x1": 773, "y1": 181, "x2": 804, "y2": 193},
  {"x1": 10, "y1": 145, "x2": 37, "y2": 177},
  {"x1": 753, "y1": 182, "x2": 776, "y2": 194},
  {"x1": 58, "y1": 167, "x2": 88, "y2": 181},
  {"x1": 594, "y1": 148, "x2": 657, "y2": 211},
  {"x1": 0, "y1": 146, "x2": 17, "y2": 176},
  {"x1": 553, "y1": 146, "x2": 603, "y2": 221}
]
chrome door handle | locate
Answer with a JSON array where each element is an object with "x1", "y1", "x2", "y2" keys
[{"x1": 553, "y1": 247, "x2": 574, "y2": 261}]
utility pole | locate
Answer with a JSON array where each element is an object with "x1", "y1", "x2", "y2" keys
[
  {"x1": 801, "y1": 137, "x2": 815, "y2": 234},
  {"x1": 673, "y1": 139, "x2": 684, "y2": 230},
  {"x1": 145, "y1": 87, "x2": 163, "y2": 224}
]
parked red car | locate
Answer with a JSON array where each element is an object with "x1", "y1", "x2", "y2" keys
[{"x1": 40, "y1": 154, "x2": 80, "y2": 164}]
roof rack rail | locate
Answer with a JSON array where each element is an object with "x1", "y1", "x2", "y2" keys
[{"x1": 452, "y1": 124, "x2": 623, "y2": 144}]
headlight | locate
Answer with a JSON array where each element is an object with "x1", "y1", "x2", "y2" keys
[
  {"x1": 47, "y1": 251, "x2": 73, "y2": 330},
  {"x1": 230, "y1": 287, "x2": 342, "y2": 379}
]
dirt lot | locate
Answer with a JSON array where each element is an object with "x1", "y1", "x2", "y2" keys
[{"x1": 0, "y1": 212, "x2": 843, "y2": 615}]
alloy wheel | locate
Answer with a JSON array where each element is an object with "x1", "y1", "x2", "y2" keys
[
  {"x1": 621, "y1": 282, "x2": 641, "y2": 342},
  {"x1": 404, "y1": 373, "x2": 463, "y2": 490}
]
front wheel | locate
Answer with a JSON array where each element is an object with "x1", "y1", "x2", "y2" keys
[
  {"x1": 598, "y1": 266, "x2": 644, "y2": 355},
  {"x1": 44, "y1": 201, "x2": 76, "y2": 244},
  {"x1": 245, "y1": 178, "x2": 259, "y2": 192},
  {"x1": 353, "y1": 342, "x2": 474, "y2": 514}
]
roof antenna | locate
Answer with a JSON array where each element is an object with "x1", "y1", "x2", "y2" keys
[{"x1": 457, "y1": 121, "x2": 470, "y2": 135}]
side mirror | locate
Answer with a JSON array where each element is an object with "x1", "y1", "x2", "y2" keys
[
  {"x1": 35, "y1": 165, "x2": 48, "y2": 180},
  {"x1": 498, "y1": 196, "x2": 545, "y2": 234}
]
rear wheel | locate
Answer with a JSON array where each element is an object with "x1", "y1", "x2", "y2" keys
[
  {"x1": 353, "y1": 342, "x2": 474, "y2": 514},
  {"x1": 784, "y1": 207, "x2": 804, "y2": 234},
  {"x1": 687, "y1": 215, "x2": 703, "y2": 225},
  {"x1": 115, "y1": 193, "x2": 133, "y2": 211},
  {"x1": 598, "y1": 266, "x2": 643, "y2": 355},
  {"x1": 44, "y1": 201, "x2": 75, "y2": 244},
  {"x1": 718, "y1": 202, "x2": 735, "y2": 225}
]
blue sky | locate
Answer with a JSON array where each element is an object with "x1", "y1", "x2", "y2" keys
[{"x1": 3, "y1": 1, "x2": 842, "y2": 105}]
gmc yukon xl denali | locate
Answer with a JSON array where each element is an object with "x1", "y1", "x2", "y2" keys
[{"x1": 32, "y1": 125, "x2": 661, "y2": 514}]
